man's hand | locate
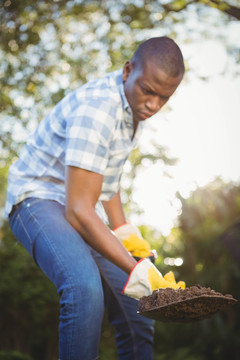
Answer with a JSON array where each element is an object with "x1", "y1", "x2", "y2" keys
[
  {"x1": 114, "y1": 223, "x2": 151, "y2": 258},
  {"x1": 123, "y1": 258, "x2": 186, "y2": 300}
]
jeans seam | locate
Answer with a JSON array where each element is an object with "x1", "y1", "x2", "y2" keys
[
  {"x1": 16, "y1": 213, "x2": 39, "y2": 266},
  {"x1": 15, "y1": 213, "x2": 34, "y2": 254}
]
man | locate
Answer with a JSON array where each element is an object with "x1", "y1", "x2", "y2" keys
[{"x1": 5, "y1": 37, "x2": 185, "y2": 360}]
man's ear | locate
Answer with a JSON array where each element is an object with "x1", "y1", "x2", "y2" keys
[{"x1": 122, "y1": 60, "x2": 134, "y2": 82}]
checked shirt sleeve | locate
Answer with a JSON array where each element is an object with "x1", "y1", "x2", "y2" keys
[{"x1": 65, "y1": 99, "x2": 115, "y2": 175}]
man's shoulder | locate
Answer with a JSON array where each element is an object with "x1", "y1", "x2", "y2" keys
[
  {"x1": 52, "y1": 69, "x2": 125, "y2": 125},
  {"x1": 76, "y1": 69, "x2": 123, "y2": 103},
  {"x1": 65, "y1": 70, "x2": 124, "y2": 117}
]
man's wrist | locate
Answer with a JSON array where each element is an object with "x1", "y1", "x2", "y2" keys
[
  {"x1": 114, "y1": 223, "x2": 143, "y2": 240},
  {"x1": 113, "y1": 222, "x2": 129, "y2": 232}
]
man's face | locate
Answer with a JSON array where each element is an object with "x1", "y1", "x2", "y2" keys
[{"x1": 123, "y1": 60, "x2": 183, "y2": 125}]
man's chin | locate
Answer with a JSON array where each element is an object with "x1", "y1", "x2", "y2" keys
[{"x1": 137, "y1": 111, "x2": 153, "y2": 121}]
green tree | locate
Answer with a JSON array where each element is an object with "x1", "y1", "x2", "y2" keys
[{"x1": 162, "y1": 0, "x2": 240, "y2": 20}]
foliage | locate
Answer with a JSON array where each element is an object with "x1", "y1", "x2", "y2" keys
[
  {"x1": 0, "y1": 351, "x2": 33, "y2": 360},
  {"x1": 162, "y1": 0, "x2": 240, "y2": 20},
  {"x1": 0, "y1": 0, "x2": 239, "y2": 165},
  {"x1": 177, "y1": 178, "x2": 240, "y2": 290},
  {"x1": 0, "y1": 221, "x2": 59, "y2": 360}
]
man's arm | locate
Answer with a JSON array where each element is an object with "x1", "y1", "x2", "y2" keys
[
  {"x1": 65, "y1": 166, "x2": 136, "y2": 274},
  {"x1": 102, "y1": 190, "x2": 126, "y2": 230}
]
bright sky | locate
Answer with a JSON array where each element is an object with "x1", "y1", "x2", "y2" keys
[{"x1": 131, "y1": 38, "x2": 240, "y2": 235}]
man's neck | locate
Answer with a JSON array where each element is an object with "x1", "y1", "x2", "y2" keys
[{"x1": 132, "y1": 120, "x2": 138, "y2": 140}]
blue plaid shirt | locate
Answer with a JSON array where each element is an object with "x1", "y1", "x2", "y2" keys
[{"x1": 5, "y1": 69, "x2": 144, "y2": 218}]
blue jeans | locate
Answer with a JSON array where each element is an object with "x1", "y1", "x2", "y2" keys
[{"x1": 9, "y1": 198, "x2": 154, "y2": 360}]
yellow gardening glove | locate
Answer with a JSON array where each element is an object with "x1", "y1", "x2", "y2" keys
[
  {"x1": 123, "y1": 259, "x2": 186, "y2": 300},
  {"x1": 163, "y1": 271, "x2": 186, "y2": 290},
  {"x1": 114, "y1": 223, "x2": 151, "y2": 258}
]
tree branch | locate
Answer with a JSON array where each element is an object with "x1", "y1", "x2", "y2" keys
[
  {"x1": 162, "y1": 0, "x2": 240, "y2": 20},
  {"x1": 206, "y1": 0, "x2": 240, "y2": 20}
]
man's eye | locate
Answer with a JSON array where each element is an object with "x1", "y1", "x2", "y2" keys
[
  {"x1": 161, "y1": 95, "x2": 169, "y2": 101},
  {"x1": 141, "y1": 87, "x2": 149, "y2": 94}
]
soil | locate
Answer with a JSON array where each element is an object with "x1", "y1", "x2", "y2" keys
[{"x1": 138, "y1": 285, "x2": 237, "y2": 322}]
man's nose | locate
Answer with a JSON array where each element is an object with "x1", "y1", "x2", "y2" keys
[{"x1": 145, "y1": 96, "x2": 162, "y2": 113}]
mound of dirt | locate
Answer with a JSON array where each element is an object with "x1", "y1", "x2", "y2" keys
[{"x1": 138, "y1": 285, "x2": 237, "y2": 322}]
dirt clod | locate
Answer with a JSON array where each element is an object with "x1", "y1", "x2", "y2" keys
[{"x1": 138, "y1": 285, "x2": 237, "y2": 322}]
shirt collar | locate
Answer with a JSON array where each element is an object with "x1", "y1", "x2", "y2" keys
[
  {"x1": 113, "y1": 69, "x2": 145, "y2": 142},
  {"x1": 114, "y1": 69, "x2": 133, "y2": 121}
]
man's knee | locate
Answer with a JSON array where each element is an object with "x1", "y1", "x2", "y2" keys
[{"x1": 59, "y1": 274, "x2": 104, "y2": 316}]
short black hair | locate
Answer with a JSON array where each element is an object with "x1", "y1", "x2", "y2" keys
[{"x1": 132, "y1": 37, "x2": 185, "y2": 78}]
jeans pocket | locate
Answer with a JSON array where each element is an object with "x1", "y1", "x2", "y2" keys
[{"x1": 9, "y1": 200, "x2": 39, "y2": 264}]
